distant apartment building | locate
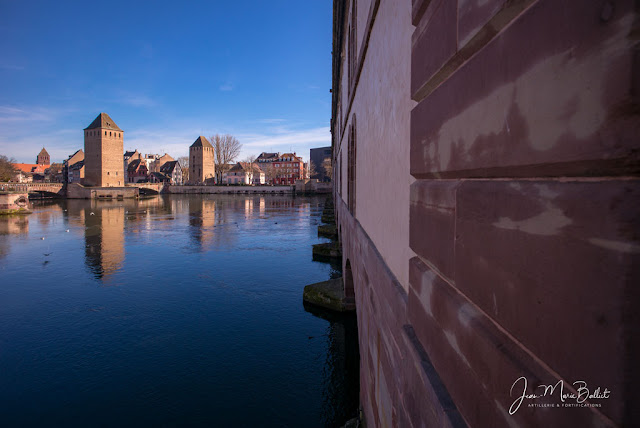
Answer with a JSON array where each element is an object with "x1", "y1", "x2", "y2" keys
[
  {"x1": 83, "y1": 113, "x2": 124, "y2": 187},
  {"x1": 256, "y1": 152, "x2": 279, "y2": 164},
  {"x1": 309, "y1": 146, "x2": 331, "y2": 182},
  {"x1": 272, "y1": 153, "x2": 303, "y2": 185},
  {"x1": 225, "y1": 162, "x2": 264, "y2": 185},
  {"x1": 123, "y1": 150, "x2": 142, "y2": 182},
  {"x1": 189, "y1": 136, "x2": 215, "y2": 184},
  {"x1": 126, "y1": 159, "x2": 149, "y2": 183},
  {"x1": 158, "y1": 160, "x2": 183, "y2": 185},
  {"x1": 151, "y1": 153, "x2": 174, "y2": 173},
  {"x1": 64, "y1": 149, "x2": 85, "y2": 183},
  {"x1": 68, "y1": 161, "x2": 85, "y2": 184}
]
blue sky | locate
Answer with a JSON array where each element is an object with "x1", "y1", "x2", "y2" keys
[{"x1": 0, "y1": 0, "x2": 332, "y2": 164}]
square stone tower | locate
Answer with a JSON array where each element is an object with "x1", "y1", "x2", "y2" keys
[
  {"x1": 189, "y1": 136, "x2": 215, "y2": 184},
  {"x1": 83, "y1": 113, "x2": 124, "y2": 187},
  {"x1": 36, "y1": 148, "x2": 50, "y2": 165}
]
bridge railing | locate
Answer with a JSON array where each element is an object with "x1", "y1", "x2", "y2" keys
[{"x1": 0, "y1": 183, "x2": 28, "y2": 192}]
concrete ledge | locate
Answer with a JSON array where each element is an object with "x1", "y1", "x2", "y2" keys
[
  {"x1": 318, "y1": 224, "x2": 338, "y2": 238},
  {"x1": 303, "y1": 278, "x2": 354, "y2": 312},
  {"x1": 312, "y1": 242, "x2": 342, "y2": 260}
]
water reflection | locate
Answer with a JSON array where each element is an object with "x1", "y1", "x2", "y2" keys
[
  {"x1": 79, "y1": 202, "x2": 125, "y2": 280},
  {"x1": 0, "y1": 215, "x2": 29, "y2": 259},
  {"x1": 0, "y1": 194, "x2": 357, "y2": 426},
  {"x1": 188, "y1": 198, "x2": 216, "y2": 250},
  {"x1": 304, "y1": 303, "x2": 361, "y2": 427}
]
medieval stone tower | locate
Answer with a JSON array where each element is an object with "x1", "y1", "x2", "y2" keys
[
  {"x1": 189, "y1": 136, "x2": 215, "y2": 184},
  {"x1": 36, "y1": 148, "x2": 50, "y2": 165},
  {"x1": 83, "y1": 113, "x2": 124, "y2": 187}
]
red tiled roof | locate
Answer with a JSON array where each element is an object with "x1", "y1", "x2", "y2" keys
[{"x1": 13, "y1": 163, "x2": 47, "y2": 174}]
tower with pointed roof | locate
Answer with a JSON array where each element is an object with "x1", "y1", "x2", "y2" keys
[
  {"x1": 189, "y1": 136, "x2": 215, "y2": 184},
  {"x1": 36, "y1": 148, "x2": 50, "y2": 165},
  {"x1": 83, "y1": 113, "x2": 124, "y2": 187}
]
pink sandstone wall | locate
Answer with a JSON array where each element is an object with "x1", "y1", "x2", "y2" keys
[{"x1": 333, "y1": 0, "x2": 639, "y2": 427}]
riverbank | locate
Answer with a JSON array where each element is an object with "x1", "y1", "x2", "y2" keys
[{"x1": 165, "y1": 185, "x2": 294, "y2": 194}]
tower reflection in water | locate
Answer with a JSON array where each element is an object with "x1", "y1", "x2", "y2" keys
[
  {"x1": 0, "y1": 215, "x2": 29, "y2": 260},
  {"x1": 81, "y1": 201, "x2": 125, "y2": 280}
]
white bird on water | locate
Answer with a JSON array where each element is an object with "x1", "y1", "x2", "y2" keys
[{"x1": 40, "y1": 237, "x2": 45, "y2": 240}]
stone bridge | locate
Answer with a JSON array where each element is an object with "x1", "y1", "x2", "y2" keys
[
  {"x1": 0, "y1": 182, "x2": 65, "y2": 198},
  {"x1": 127, "y1": 183, "x2": 164, "y2": 195}
]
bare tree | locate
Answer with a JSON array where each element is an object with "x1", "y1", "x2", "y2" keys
[
  {"x1": 241, "y1": 155, "x2": 257, "y2": 185},
  {"x1": 322, "y1": 158, "x2": 333, "y2": 180},
  {"x1": 0, "y1": 155, "x2": 17, "y2": 182},
  {"x1": 177, "y1": 156, "x2": 189, "y2": 182},
  {"x1": 211, "y1": 134, "x2": 242, "y2": 183},
  {"x1": 45, "y1": 163, "x2": 64, "y2": 183},
  {"x1": 262, "y1": 163, "x2": 277, "y2": 185},
  {"x1": 307, "y1": 160, "x2": 317, "y2": 179}
]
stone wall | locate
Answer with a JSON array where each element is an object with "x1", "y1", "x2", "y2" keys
[
  {"x1": 166, "y1": 185, "x2": 293, "y2": 194},
  {"x1": 84, "y1": 128, "x2": 124, "y2": 187},
  {"x1": 332, "y1": 0, "x2": 639, "y2": 427},
  {"x1": 0, "y1": 193, "x2": 31, "y2": 211},
  {"x1": 67, "y1": 183, "x2": 138, "y2": 199}
]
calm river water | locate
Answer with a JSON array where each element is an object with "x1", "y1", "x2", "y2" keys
[{"x1": 0, "y1": 194, "x2": 359, "y2": 427}]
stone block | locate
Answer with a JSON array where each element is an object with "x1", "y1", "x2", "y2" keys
[
  {"x1": 410, "y1": 0, "x2": 638, "y2": 178},
  {"x1": 454, "y1": 179, "x2": 639, "y2": 424},
  {"x1": 458, "y1": 0, "x2": 506, "y2": 47},
  {"x1": 411, "y1": 0, "x2": 457, "y2": 98},
  {"x1": 408, "y1": 257, "x2": 616, "y2": 427},
  {"x1": 410, "y1": 180, "x2": 460, "y2": 279}
]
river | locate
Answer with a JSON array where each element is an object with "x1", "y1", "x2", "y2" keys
[{"x1": 0, "y1": 194, "x2": 359, "y2": 427}]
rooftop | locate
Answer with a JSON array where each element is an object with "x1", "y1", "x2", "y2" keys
[{"x1": 84, "y1": 113, "x2": 123, "y2": 131}]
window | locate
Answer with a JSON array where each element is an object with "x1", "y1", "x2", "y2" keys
[
  {"x1": 348, "y1": 115, "x2": 357, "y2": 215},
  {"x1": 348, "y1": 0, "x2": 357, "y2": 94}
]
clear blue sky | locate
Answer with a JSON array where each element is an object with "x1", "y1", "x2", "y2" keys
[{"x1": 0, "y1": 0, "x2": 332, "y2": 164}]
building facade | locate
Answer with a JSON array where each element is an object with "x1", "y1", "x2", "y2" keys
[
  {"x1": 272, "y1": 153, "x2": 303, "y2": 185},
  {"x1": 224, "y1": 162, "x2": 265, "y2": 185},
  {"x1": 64, "y1": 149, "x2": 85, "y2": 183},
  {"x1": 83, "y1": 113, "x2": 124, "y2": 187},
  {"x1": 189, "y1": 136, "x2": 215, "y2": 184},
  {"x1": 159, "y1": 160, "x2": 183, "y2": 185},
  {"x1": 310, "y1": 146, "x2": 332, "y2": 182},
  {"x1": 331, "y1": 1, "x2": 638, "y2": 427},
  {"x1": 123, "y1": 150, "x2": 142, "y2": 183}
]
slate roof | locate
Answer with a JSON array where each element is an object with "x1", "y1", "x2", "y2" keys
[
  {"x1": 160, "y1": 160, "x2": 178, "y2": 174},
  {"x1": 190, "y1": 136, "x2": 213, "y2": 148},
  {"x1": 70, "y1": 160, "x2": 84, "y2": 170},
  {"x1": 84, "y1": 113, "x2": 123, "y2": 131},
  {"x1": 257, "y1": 152, "x2": 279, "y2": 161},
  {"x1": 229, "y1": 162, "x2": 264, "y2": 173},
  {"x1": 127, "y1": 159, "x2": 147, "y2": 172}
]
